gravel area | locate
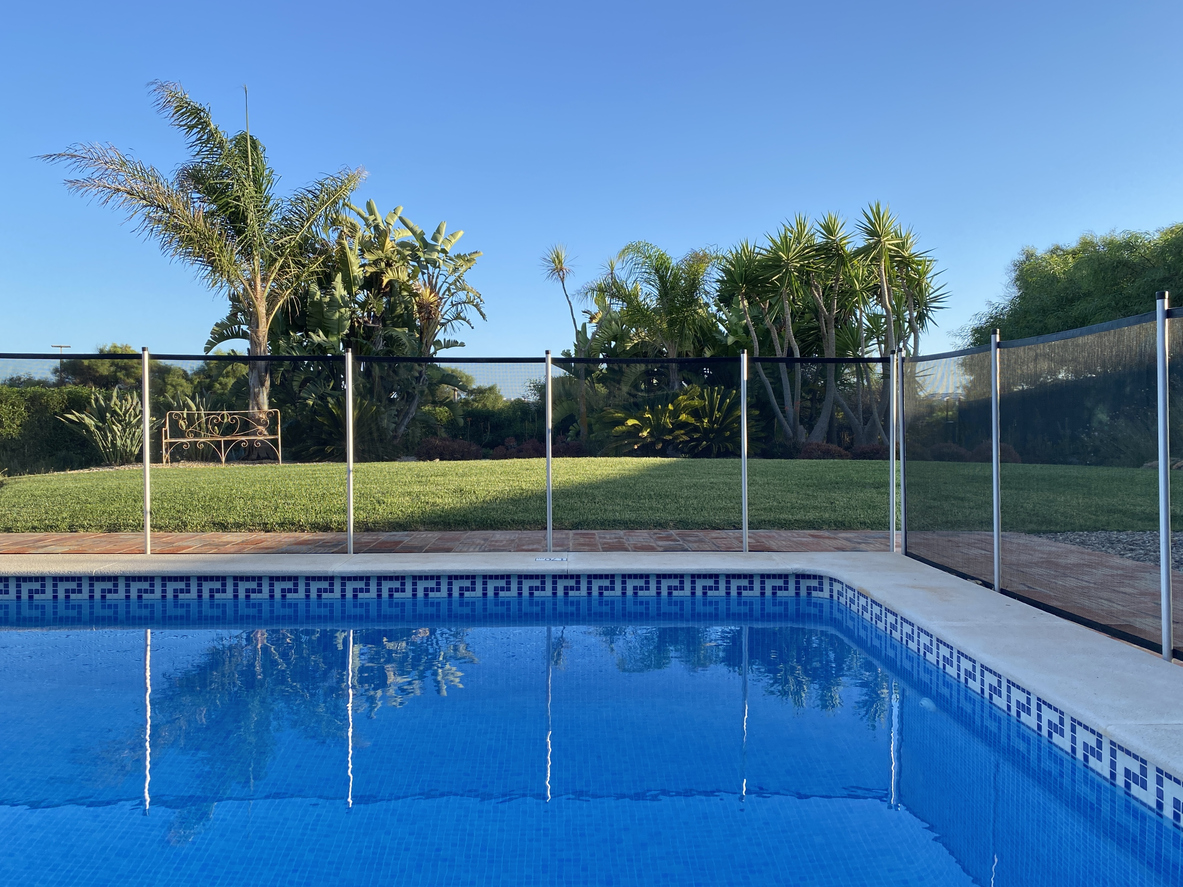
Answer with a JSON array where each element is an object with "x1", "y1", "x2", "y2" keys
[{"x1": 1036, "y1": 531, "x2": 1183, "y2": 571}]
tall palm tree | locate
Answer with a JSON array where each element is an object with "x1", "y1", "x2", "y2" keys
[
  {"x1": 601, "y1": 242, "x2": 718, "y2": 390},
  {"x1": 43, "y1": 81, "x2": 365, "y2": 415},
  {"x1": 542, "y1": 244, "x2": 590, "y2": 441}
]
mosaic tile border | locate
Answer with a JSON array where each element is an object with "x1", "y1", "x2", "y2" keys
[{"x1": 0, "y1": 569, "x2": 1179, "y2": 828}]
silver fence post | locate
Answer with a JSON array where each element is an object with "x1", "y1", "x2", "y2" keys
[
  {"x1": 889, "y1": 351, "x2": 897, "y2": 553},
  {"x1": 545, "y1": 351, "x2": 554, "y2": 553},
  {"x1": 991, "y1": 330, "x2": 1002, "y2": 594},
  {"x1": 141, "y1": 347, "x2": 151, "y2": 556},
  {"x1": 345, "y1": 349, "x2": 355, "y2": 556},
  {"x1": 1157, "y1": 291, "x2": 1173, "y2": 661},
  {"x1": 741, "y1": 350, "x2": 749, "y2": 553},
  {"x1": 898, "y1": 350, "x2": 908, "y2": 552}
]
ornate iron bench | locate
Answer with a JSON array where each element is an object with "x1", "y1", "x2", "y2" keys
[{"x1": 161, "y1": 409, "x2": 282, "y2": 464}]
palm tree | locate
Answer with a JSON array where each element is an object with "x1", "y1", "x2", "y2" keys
[
  {"x1": 43, "y1": 81, "x2": 365, "y2": 416},
  {"x1": 542, "y1": 244, "x2": 590, "y2": 441},
  {"x1": 596, "y1": 242, "x2": 719, "y2": 390}
]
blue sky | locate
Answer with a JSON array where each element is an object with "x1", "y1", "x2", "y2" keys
[{"x1": 2, "y1": 0, "x2": 1181, "y2": 358}]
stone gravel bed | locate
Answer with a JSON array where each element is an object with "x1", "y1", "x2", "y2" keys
[{"x1": 1036, "y1": 531, "x2": 1183, "y2": 571}]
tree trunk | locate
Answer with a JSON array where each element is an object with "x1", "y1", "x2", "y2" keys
[
  {"x1": 247, "y1": 326, "x2": 270, "y2": 419},
  {"x1": 806, "y1": 363, "x2": 837, "y2": 443},
  {"x1": 577, "y1": 364, "x2": 589, "y2": 441},
  {"x1": 391, "y1": 364, "x2": 428, "y2": 442}
]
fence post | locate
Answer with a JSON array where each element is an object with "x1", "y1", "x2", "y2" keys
[
  {"x1": 889, "y1": 350, "x2": 897, "y2": 553},
  {"x1": 741, "y1": 350, "x2": 749, "y2": 553},
  {"x1": 141, "y1": 347, "x2": 151, "y2": 556},
  {"x1": 345, "y1": 348, "x2": 354, "y2": 556},
  {"x1": 898, "y1": 350, "x2": 908, "y2": 552},
  {"x1": 991, "y1": 330, "x2": 1002, "y2": 594},
  {"x1": 1157, "y1": 292, "x2": 1173, "y2": 662},
  {"x1": 545, "y1": 351, "x2": 553, "y2": 553}
]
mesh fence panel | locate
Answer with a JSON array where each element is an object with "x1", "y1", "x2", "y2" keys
[
  {"x1": 1168, "y1": 308, "x2": 1183, "y2": 657},
  {"x1": 747, "y1": 358, "x2": 891, "y2": 550},
  {"x1": 551, "y1": 357, "x2": 742, "y2": 549},
  {"x1": 998, "y1": 318, "x2": 1162, "y2": 650},
  {"x1": 151, "y1": 355, "x2": 347, "y2": 541},
  {"x1": 0, "y1": 353, "x2": 147, "y2": 540},
  {"x1": 352, "y1": 358, "x2": 547, "y2": 542},
  {"x1": 903, "y1": 347, "x2": 994, "y2": 582}
]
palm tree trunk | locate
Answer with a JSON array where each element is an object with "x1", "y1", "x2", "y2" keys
[{"x1": 247, "y1": 326, "x2": 270, "y2": 418}]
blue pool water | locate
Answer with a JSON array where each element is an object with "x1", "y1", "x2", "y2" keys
[{"x1": 0, "y1": 602, "x2": 1179, "y2": 886}]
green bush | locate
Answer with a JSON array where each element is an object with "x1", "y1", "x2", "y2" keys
[
  {"x1": 60, "y1": 388, "x2": 147, "y2": 466},
  {"x1": 799, "y1": 442, "x2": 850, "y2": 460},
  {"x1": 0, "y1": 386, "x2": 102, "y2": 475}
]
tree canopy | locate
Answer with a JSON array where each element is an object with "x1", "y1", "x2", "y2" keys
[{"x1": 963, "y1": 225, "x2": 1183, "y2": 346}]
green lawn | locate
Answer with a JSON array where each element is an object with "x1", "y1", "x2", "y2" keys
[
  {"x1": 0, "y1": 459, "x2": 886, "y2": 533},
  {"x1": 0, "y1": 457, "x2": 1174, "y2": 533}
]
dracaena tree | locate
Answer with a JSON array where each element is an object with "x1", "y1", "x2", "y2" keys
[{"x1": 43, "y1": 81, "x2": 365, "y2": 416}]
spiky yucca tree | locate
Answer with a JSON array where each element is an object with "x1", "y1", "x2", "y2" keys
[{"x1": 44, "y1": 81, "x2": 365, "y2": 416}]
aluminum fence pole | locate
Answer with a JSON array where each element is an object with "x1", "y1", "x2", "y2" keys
[
  {"x1": 141, "y1": 347, "x2": 151, "y2": 556},
  {"x1": 545, "y1": 351, "x2": 554, "y2": 553},
  {"x1": 741, "y1": 350, "x2": 749, "y2": 553},
  {"x1": 991, "y1": 330, "x2": 1002, "y2": 594},
  {"x1": 898, "y1": 350, "x2": 908, "y2": 552},
  {"x1": 345, "y1": 348, "x2": 355, "y2": 556},
  {"x1": 1157, "y1": 291, "x2": 1173, "y2": 661},
  {"x1": 889, "y1": 350, "x2": 897, "y2": 553}
]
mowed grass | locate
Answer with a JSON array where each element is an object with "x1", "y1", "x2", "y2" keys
[
  {"x1": 907, "y1": 461, "x2": 1179, "y2": 532},
  {"x1": 0, "y1": 458, "x2": 1176, "y2": 534},
  {"x1": 0, "y1": 459, "x2": 888, "y2": 533}
]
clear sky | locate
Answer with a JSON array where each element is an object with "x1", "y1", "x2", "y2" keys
[{"x1": 2, "y1": 0, "x2": 1181, "y2": 358}]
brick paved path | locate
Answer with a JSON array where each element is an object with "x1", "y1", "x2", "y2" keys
[
  {"x1": 0, "y1": 529, "x2": 892, "y2": 555},
  {"x1": 909, "y1": 531, "x2": 1183, "y2": 657}
]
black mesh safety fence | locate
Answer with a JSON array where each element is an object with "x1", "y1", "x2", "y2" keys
[
  {"x1": 149, "y1": 354, "x2": 346, "y2": 539},
  {"x1": 351, "y1": 357, "x2": 547, "y2": 540},
  {"x1": 0, "y1": 352, "x2": 148, "y2": 537},
  {"x1": 747, "y1": 357, "x2": 892, "y2": 550},
  {"x1": 1166, "y1": 307, "x2": 1183, "y2": 656},
  {"x1": 550, "y1": 356, "x2": 742, "y2": 548},
  {"x1": 996, "y1": 316, "x2": 1166, "y2": 651},
  {"x1": 902, "y1": 346, "x2": 994, "y2": 583}
]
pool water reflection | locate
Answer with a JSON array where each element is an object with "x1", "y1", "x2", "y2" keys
[{"x1": 0, "y1": 614, "x2": 1178, "y2": 886}]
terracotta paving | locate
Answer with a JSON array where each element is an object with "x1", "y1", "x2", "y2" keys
[
  {"x1": 0, "y1": 529, "x2": 893, "y2": 555},
  {"x1": 909, "y1": 531, "x2": 1183, "y2": 655}
]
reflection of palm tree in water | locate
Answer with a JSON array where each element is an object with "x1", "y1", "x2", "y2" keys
[
  {"x1": 590, "y1": 625, "x2": 890, "y2": 727},
  {"x1": 150, "y1": 627, "x2": 476, "y2": 844}
]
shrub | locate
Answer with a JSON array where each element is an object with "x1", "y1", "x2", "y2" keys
[
  {"x1": 490, "y1": 437, "x2": 545, "y2": 459},
  {"x1": 799, "y1": 442, "x2": 851, "y2": 460},
  {"x1": 552, "y1": 438, "x2": 587, "y2": 457},
  {"x1": 906, "y1": 445, "x2": 933, "y2": 461},
  {"x1": 60, "y1": 388, "x2": 147, "y2": 466},
  {"x1": 851, "y1": 443, "x2": 888, "y2": 460},
  {"x1": 0, "y1": 385, "x2": 101, "y2": 475},
  {"x1": 415, "y1": 437, "x2": 482, "y2": 461},
  {"x1": 970, "y1": 441, "x2": 1022, "y2": 464},
  {"x1": 929, "y1": 442, "x2": 970, "y2": 462}
]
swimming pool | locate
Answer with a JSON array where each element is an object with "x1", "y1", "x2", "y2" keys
[{"x1": 0, "y1": 571, "x2": 1179, "y2": 886}]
